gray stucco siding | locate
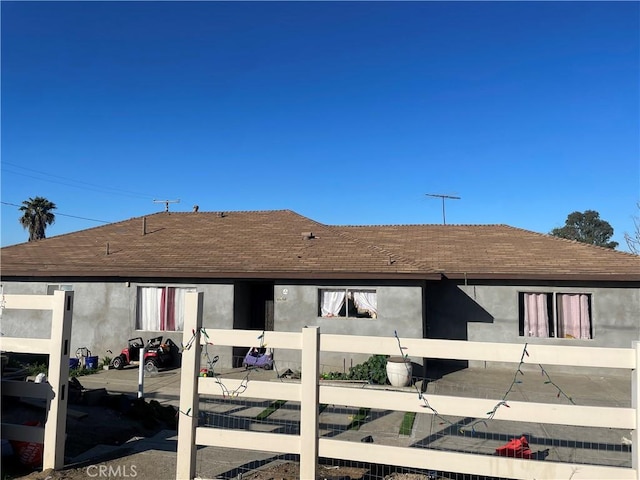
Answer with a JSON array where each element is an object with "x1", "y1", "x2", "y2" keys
[
  {"x1": 0, "y1": 281, "x2": 236, "y2": 365},
  {"x1": 460, "y1": 283, "x2": 640, "y2": 368},
  {"x1": 3, "y1": 278, "x2": 637, "y2": 376},
  {"x1": 273, "y1": 284, "x2": 424, "y2": 371}
]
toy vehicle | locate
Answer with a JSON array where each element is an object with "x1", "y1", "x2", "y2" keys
[
  {"x1": 112, "y1": 336, "x2": 177, "y2": 372},
  {"x1": 242, "y1": 347, "x2": 273, "y2": 370}
]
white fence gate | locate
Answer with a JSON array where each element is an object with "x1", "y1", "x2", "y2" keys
[
  {"x1": 177, "y1": 291, "x2": 639, "y2": 480},
  {"x1": 1, "y1": 290, "x2": 74, "y2": 470}
]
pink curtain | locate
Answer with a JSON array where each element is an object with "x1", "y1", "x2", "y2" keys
[
  {"x1": 524, "y1": 293, "x2": 549, "y2": 337},
  {"x1": 160, "y1": 287, "x2": 167, "y2": 331},
  {"x1": 558, "y1": 294, "x2": 591, "y2": 339},
  {"x1": 165, "y1": 287, "x2": 176, "y2": 331}
]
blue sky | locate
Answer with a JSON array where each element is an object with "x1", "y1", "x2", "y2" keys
[{"x1": 2, "y1": 1, "x2": 639, "y2": 250}]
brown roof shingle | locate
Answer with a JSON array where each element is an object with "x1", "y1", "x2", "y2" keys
[
  {"x1": 337, "y1": 224, "x2": 640, "y2": 281},
  {"x1": 1, "y1": 210, "x2": 638, "y2": 281}
]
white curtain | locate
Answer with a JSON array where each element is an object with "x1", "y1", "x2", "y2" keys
[
  {"x1": 139, "y1": 286, "x2": 194, "y2": 331},
  {"x1": 352, "y1": 291, "x2": 377, "y2": 318},
  {"x1": 321, "y1": 290, "x2": 346, "y2": 317},
  {"x1": 139, "y1": 287, "x2": 161, "y2": 331},
  {"x1": 524, "y1": 293, "x2": 549, "y2": 337},
  {"x1": 558, "y1": 294, "x2": 591, "y2": 339},
  {"x1": 173, "y1": 288, "x2": 196, "y2": 331}
]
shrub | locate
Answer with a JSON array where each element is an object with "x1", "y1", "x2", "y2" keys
[{"x1": 346, "y1": 354, "x2": 389, "y2": 384}]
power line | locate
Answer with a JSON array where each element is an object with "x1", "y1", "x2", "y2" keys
[
  {"x1": 2, "y1": 161, "x2": 161, "y2": 200},
  {"x1": 1, "y1": 201, "x2": 110, "y2": 224}
]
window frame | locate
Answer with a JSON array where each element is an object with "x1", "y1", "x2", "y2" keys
[
  {"x1": 318, "y1": 288, "x2": 378, "y2": 319},
  {"x1": 46, "y1": 284, "x2": 73, "y2": 295},
  {"x1": 135, "y1": 285, "x2": 197, "y2": 332},
  {"x1": 518, "y1": 291, "x2": 593, "y2": 340}
]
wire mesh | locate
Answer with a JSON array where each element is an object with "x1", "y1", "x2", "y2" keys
[{"x1": 191, "y1": 345, "x2": 632, "y2": 480}]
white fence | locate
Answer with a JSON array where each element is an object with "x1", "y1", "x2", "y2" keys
[
  {"x1": 0, "y1": 290, "x2": 74, "y2": 470},
  {"x1": 177, "y1": 291, "x2": 639, "y2": 480}
]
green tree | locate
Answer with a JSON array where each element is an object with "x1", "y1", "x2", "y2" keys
[
  {"x1": 624, "y1": 203, "x2": 639, "y2": 254},
  {"x1": 19, "y1": 196, "x2": 57, "y2": 241},
  {"x1": 550, "y1": 210, "x2": 618, "y2": 249}
]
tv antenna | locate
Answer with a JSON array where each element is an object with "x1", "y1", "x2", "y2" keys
[
  {"x1": 426, "y1": 193, "x2": 460, "y2": 225},
  {"x1": 153, "y1": 199, "x2": 180, "y2": 212}
]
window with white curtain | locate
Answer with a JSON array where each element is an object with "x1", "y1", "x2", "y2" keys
[
  {"x1": 319, "y1": 289, "x2": 377, "y2": 319},
  {"x1": 136, "y1": 286, "x2": 197, "y2": 331},
  {"x1": 519, "y1": 292, "x2": 592, "y2": 339}
]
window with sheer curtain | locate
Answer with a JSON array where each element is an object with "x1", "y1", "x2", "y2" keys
[
  {"x1": 136, "y1": 286, "x2": 196, "y2": 331},
  {"x1": 519, "y1": 292, "x2": 592, "y2": 339},
  {"x1": 319, "y1": 289, "x2": 377, "y2": 319}
]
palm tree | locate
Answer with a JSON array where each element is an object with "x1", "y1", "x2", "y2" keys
[{"x1": 19, "y1": 196, "x2": 57, "y2": 241}]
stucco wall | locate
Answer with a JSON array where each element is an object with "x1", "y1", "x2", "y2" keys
[
  {"x1": 272, "y1": 284, "x2": 424, "y2": 372},
  {"x1": 457, "y1": 283, "x2": 640, "y2": 370},
  {"x1": 0, "y1": 281, "x2": 235, "y2": 367},
  {"x1": 3, "y1": 279, "x2": 637, "y2": 376}
]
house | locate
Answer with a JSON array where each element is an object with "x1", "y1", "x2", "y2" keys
[{"x1": 1, "y1": 210, "x2": 639, "y2": 373}]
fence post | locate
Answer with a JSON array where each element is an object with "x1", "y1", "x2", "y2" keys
[
  {"x1": 300, "y1": 326, "x2": 320, "y2": 480},
  {"x1": 42, "y1": 290, "x2": 73, "y2": 470},
  {"x1": 633, "y1": 341, "x2": 640, "y2": 479},
  {"x1": 176, "y1": 292, "x2": 203, "y2": 480}
]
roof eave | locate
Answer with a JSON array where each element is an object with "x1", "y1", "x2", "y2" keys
[
  {"x1": 442, "y1": 272, "x2": 640, "y2": 282},
  {"x1": 0, "y1": 269, "x2": 441, "y2": 281}
]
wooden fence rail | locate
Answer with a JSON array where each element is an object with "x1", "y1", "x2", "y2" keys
[
  {"x1": 0, "y1": 291, "x2": 74, "y2": 470},
  {"x1": 177, "y1": 291, "x2": 639, "y2": 480}
]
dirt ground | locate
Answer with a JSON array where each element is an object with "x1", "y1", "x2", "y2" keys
[
  {"x1": 2, "y1": 389, "x2": 176, "y2": 480},
  {"x1": 2, "y1": 383, "x2": 430, "y2": 480},
  {"x1": 10, "y1": 463, "x2": 431, "y2": 480},
  {"x1": 242, "y1": 462, "x2": 431, "y2": 480},
  {"x1": 3, "y1": 397, "x2": 433, "y2": 480}
]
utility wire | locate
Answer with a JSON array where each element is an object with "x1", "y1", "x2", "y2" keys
[
  {"x1": 2, "y1": 161, "x2": 161, "y2": 200},
  {"x1": 1, "y1": 201, "x2": 110, "y2": 224}
]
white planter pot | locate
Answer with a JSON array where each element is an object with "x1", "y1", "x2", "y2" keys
[{"x1": 386, "y1": 357, "x2": 412, "y2": 387}]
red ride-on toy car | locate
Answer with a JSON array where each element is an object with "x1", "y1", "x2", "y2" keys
[{"x1": 112, "y1": 336, "x2": 177, "y2": 372}]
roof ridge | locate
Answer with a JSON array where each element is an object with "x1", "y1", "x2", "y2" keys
[
  {"x1": 147, "y1": 208, "x2": 295, "y2": 215},
  {"x1": 339, "y1": 223, "x2": 511, "y2": 228},
  {"x1": 502, "y1": 225, "x2": 639, "y2": 257}
]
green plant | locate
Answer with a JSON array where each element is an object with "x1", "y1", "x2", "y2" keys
[
  {"x1": 399, "y1": 412, "x2": 416, "y2": 436},
  {"x1": 256, "y1": 400, "x2": 287, "y2": 420},
  {"x1": 320, "y1": 371, "x2": 347, "y2": 380},
  {"x1": 101, "y1": 356, "x2": 112, "y2": 368},
  {"x1": 346, "y1": 354, "x2": 389, "y2": 384},
  {"x1": 348, "y1": 407, "x2": 370, "y2": 430},
  {"x1": 70, "y1": 367, "x2": 100, "y2": 377},
  {"x1": 26, "y1": 362, "x2": 48, "y2": 377}
]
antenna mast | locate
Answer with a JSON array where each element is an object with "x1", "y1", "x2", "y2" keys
[
  {"x1": 153, "y1": 199, "x2": 180, "y2": 212},
  {"x1": 426, "y1": 193, "x2": 460, "y2": 225}
]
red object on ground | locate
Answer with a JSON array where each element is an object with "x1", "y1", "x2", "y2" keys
[
  {"x1": 495, "y1": 435, "x2": 533, "y2": 459},
  {"x1": 10, "y1": 421, "x2": 43, "y2": 467}
]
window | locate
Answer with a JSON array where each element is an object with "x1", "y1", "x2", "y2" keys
[
  {"x1": 519, "y1": 292, "x2": 592, "y2": 339},
  {"x1": 136, "y1": 286, "x2": 196, "y2": 331},
  {"x1": 319, "y1": 289, "x2": 377, "y2": 319},
  {"x1": 47, "y1": 284, "x2": 72, "y2": 295}
]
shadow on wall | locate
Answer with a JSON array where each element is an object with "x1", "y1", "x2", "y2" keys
[{"x1": 425, "y1": 276, "x2": 494, "y2": 379}]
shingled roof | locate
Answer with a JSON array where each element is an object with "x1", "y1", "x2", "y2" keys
[{"x1": 1, "y1": 209, "x2": 638, "y2": 281}]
